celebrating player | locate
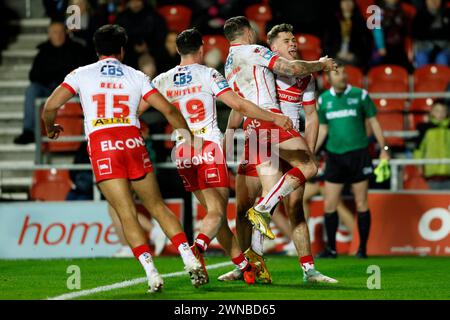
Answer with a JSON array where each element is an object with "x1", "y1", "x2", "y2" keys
[
  {"x1": 42, "y1": 25, "x2": 207, "y2": 292},
  {"x1": 219, "y1": 23, "x2": 337, "y2": 283},
  {"x1": 222, "y1": 16, "x2": 337, "y2": 240},
  {"x1": 149, "y1": 28, "x2": 293, "y2": 285}
]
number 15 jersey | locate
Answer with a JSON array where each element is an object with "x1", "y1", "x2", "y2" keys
[
  {"x1": 61, "y1": 57, "x2": 157, "y2": 136},
  {"x1": 152, "y1": 63, "x2": 231, "y2": 145}
]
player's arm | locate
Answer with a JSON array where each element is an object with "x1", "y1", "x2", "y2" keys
[
  {"x1": 42, "y1": 85, "x2": 75, "y2": 139},
  {"x1": 315, "y1": 124, "x2": 328, "y2": 153},
  {"x1": 218, "y1": 90, "x2": 293, "y2": 130},
  {"x1": 272, "y1": 56, "x2": 337, "y2": 78},
  {"x1": 304, "y1": 104, "x2": 319, "y2": 152},
  {"x1": 368, "y1": 116, "x2": 390, "y2": 160},
  {"x1": 226, "y1": 109, "x2": 244, "y2": 130}
]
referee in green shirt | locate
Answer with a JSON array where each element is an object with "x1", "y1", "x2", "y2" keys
[{"x1": 315, "y1": 64, "x2": 390, "y2": 258}]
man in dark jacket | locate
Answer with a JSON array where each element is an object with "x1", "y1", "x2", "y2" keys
[{"x1": 14, "y1": 21, "x2": 87, "y2": 144}]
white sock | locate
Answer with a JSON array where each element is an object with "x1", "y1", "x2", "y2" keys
[
  {"x1": 255, "y1": 174, "x2": 297, "y2": 213},
  {"x1": 177, "y1": 242, "x2": 197, "y2": 266},
  {"x1": 138, "y1": 252, "x2": 159, "y2": 278},
  {"x1": 251, "y1": 228, "x2": 265, "y2": 256}
]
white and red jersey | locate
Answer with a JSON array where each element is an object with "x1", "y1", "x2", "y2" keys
[
  {"x1": 225, "y1": 44, "x2": 280, "y2": 111},
  {"x1": 152, "y1": 63, "x2": 231, "y2": 145},
  {"x1": 61, "y1": 57, "x2": 156, "y2": 136},
  {"x1": 276, "y1": 74, "x2": 316, "y2": 133}
]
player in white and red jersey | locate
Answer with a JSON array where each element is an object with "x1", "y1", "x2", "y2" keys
[
  {"x1": 219, "y1": 23, "x2": 337, "y2": 283},
  {"x1": 42, "y1": 25, "x2": 207, "y2": 292},
  {"x1": 150, "y1": 29, "x2": 292, "y2": 285}
]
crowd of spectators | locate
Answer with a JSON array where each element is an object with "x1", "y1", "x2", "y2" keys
[{"x1": 1, "y1": 0, "x2": 448, "y2": 191}]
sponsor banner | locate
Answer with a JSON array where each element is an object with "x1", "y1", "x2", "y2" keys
[
  {"x1": 0, "y1": 200, "x2": 183, "y2": 259},
  {"x1": 349, "y1": 193, "x2": 450, "y2": 256}
]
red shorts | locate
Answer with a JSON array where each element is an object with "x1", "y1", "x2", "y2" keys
[
  {"x1": 175, "y1": 140, "x2": 229, "y2": 192},
  {"x1": 88, "y1": 126, "x2": 153, "y2": 183},
  {"x1": 238, "y1": 109, "x2": 301, "y2": 176}
]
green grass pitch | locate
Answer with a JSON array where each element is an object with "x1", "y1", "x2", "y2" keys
[{"x1": 0, "y1": 256, "x2": 449, "y2": 300}]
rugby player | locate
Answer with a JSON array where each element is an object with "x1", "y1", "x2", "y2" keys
[
  {"x1": 150, "y1": 28, "x2": 293, "y2": 285},
  {"x1": 219, "y1": 23, "x2": 337, "y2": 283},
  {"x1": 42, "y1": 25, "x2": 206, "y2": 292},
  {"x1": 222, "y1": 16, "x2": 336, "y2": 241}
]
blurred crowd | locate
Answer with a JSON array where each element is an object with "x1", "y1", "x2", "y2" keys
[{"x1": 1, "y1": 0, "x2": 449, "y2": 195}]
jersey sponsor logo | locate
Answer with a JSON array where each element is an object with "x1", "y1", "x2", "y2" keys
[
  {"x1": 173, "y1": 71, "x2": 193, "y2": 86},
  {"x1": 225, "y1": 66, "x2": 241, "y2": 81},
  {"x1": 259, "y1": 48, "x2": 276, "y2": 61},
  {"x1": 325, "y1": 109, "x2": 357, "y2": 120},
  {"x1": 100, "y1": 82, "x2": 124, "y2": 89},
  {"x1": 212, "y1": 72, "x2": 229, "y2": 90},
  {"x1": 97, "y1": 158, "x2": 112, "y2": 175},
  {"x1": 100, "y1": 137, "x2": 145, "y2": 152},
  {"x1": 92, "y1": 118, "x2": 130, "y2": 127},
  {"x1": 205, "y1": 168, "x2": 220, "y2": 183},
  {"x1": 277, "y1": 88, "x2": 302, "y2": 104},
  {"x1": 176, "y1": 151, "x2": 215, "y2": 169},
  {"x1": 347, "y1": 98, "x2": 359, "y2": 105},
  {"x1": 100, "y1": 64, "x2": 124, "y2": 77},
  {"x1": 143, "y1": 153, "x2": 152, "y2": 168}
]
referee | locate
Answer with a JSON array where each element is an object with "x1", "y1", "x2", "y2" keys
[{"x1": 315, "y1": 64, "x2": 390, "y2": 258}]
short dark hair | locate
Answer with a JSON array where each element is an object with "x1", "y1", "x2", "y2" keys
[
  {"x1": 93, "y1": 24, "x2": 128, "y2": 56},
  {"x1": 176, "y1": 28, "x2": 203, "y2": 55},
  {"x1": 267, "y1": 23, "x2": 294, "y2": 45},
  {"x1": 224, "y1": 16, "x2": 251, "y2": 42}
]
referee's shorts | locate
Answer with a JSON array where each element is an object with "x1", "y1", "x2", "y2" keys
[{"x1": 324, "y1": 147, "x2": 373, "y2": 184}]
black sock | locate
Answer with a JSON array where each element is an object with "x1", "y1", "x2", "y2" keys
[
  {"x1": 324, "y1": 211, "x2": 338, "y2": 251},
  {"x1": 357, "y1": 210, "x2": 371, "y2": 253}
]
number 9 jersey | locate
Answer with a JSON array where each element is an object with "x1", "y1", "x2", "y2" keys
[
  {"x1": 61, "y1": 57, "x2": 157, "y2": 136},
  {"x1": 152, "y1": 63, "x2": 231, "y2": 145}
]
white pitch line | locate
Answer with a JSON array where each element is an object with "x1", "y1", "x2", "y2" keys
[{"x1": 47, "y1": 261, "x2": 233, "y2": 300}]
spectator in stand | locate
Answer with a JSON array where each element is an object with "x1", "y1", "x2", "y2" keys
[
  {"x1": 155, "y1": 31, "x2": 180, "y2": 73},
  {"x1": 14, "y1": 22, "x2": 88, "y2": 145},
  {"x1": 270, "y1": 0, "x2": 335, "y2": 37},
  {"x1": 66, "y1": 141, "x2": 93, "y2": 200},
  {"x1": 191, "y1": 0, "x2": 246, "y2": 35},
  {"x1": 43, "y1": 0, "x2": 69, "y2": 21},
  {"x1": 115, "y1": 0, "x2": 167, "y2": 69},
  {"x1": 414, "y1": 101, "x2": 450, "y2": 190},
  {"x1": 67, "y1": 0, "x2": 107, "y2": 61},
  {"x1": 97, "y1": 0, "x2": 122, "y2": 24},
  {"x1": 412, "y1": 0, "x2": 450, "y2": 67},
  {"x1": 371, "y1": 0, "x2": 412, "y2": 70},
  {"x1": 323, "y1": 0, "x2": 372, "y2": 70}
]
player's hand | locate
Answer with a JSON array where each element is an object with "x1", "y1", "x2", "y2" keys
[
  {"x1": 319, "y1": 56, "x2": 338, "y2": 72},
  {"x1": 274, "y1": 114, "x2": 293, "y2": 131},
  {"x1": 46, "y1": 124, "x2": 64, "y2": 140}
]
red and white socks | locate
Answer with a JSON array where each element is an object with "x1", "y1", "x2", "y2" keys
[
  {"x1": 132, "y1": 244, "x2": 159, "y2": 278},
  {"x1": 231, "y1": 252, "x2": 251, "y2": 272},
  {"x1": 255, "y1": 167, "x2": 306, "y2": 214},
  {"x1": 300, "y1": 255, "x2": 315, "y2": 274},
  {"x1": 171, "y1": 232, "x2": 197, "y2": 266},
  {"x1": 194, "y1": 233, "x2": 211, "y2": 253}
]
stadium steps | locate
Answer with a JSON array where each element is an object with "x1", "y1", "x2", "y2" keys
[
  {"x1": 8, "y1": 34, "x2": 48, "y2": 51},
  {"x1": 10, "y1": 18, "x2": 50, "y2": 34},
  {"x1": 0, "y1": 80, "x2": 29, "y2": 96},
  {"x1": 0, "y1": 95, "x2": 25, "y2": 112},
  {"x1": 0, "y1": 112, "x2": 25, "y2": 129},
  {"x1": 1, "y1": 49, "x2": 37, "y2": 65},
  {"x1": 0, "y1": 144, "x2": 35, "y2": 161},
  {"x1": 0, "y1": 64, "x2": 31, "y2": 81}
]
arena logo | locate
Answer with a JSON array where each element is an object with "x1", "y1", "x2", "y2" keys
[
  {"x1": 100, "y1": 137, "x2": 145, "y2": 151},
  {"x1": 17, "y1": 215, "x2": 120, "y2": 246},
  {"x1": 418, "y1": 207, "x2": 450, "y2": 242}
]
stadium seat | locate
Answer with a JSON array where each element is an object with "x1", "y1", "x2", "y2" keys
[
  {"x1": 407, "y1": 113, "x2": 429, "y2": 130},
  {"x1": 203, "y1": 35, "x2": 230, "y2": 64},
  {"x1": 376, "y1": 112, "x2": 405, "y2": 147},
  {"x1": 356, "y1": 0, "x2": 375, "y2": 19},
  {"x1": 157, "y1": 5, "x2": 192, "y2": 33},
  {"x1": 403, "y1": 166, "x2": 429, "y2": 190},
  {"x1": 412, "y1": 64, "x2": 450, "y2": 113},
  {"x1": 368, "y1": 65, "x2": 409, "y2": 112},
  {"x1": 401, "y1": 2, "x2": 417, "y2": 20},
  {"x1": 46, "y1": 117, "x2": 84, "y2": 152},
  {"x1": 30, "y1": 169, "x2": 73, "y2": 201},
  {"x1": 294, "y1": 34, "x2": 321, "y2": 61},
  {"x1": 322, "y1": 65, "x2": 364, "y2": 89},
  {"x1": 57, "y1": 102, "x2": 83, "y2": 117},
  {"x1": 245, "y1": 4, "x2": 272, "y2": 41}
]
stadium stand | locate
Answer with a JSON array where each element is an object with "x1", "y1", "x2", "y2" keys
[
  {"x1": 203, "y1": 35, "x2": 230, "y2": 64},
  {"x1": 30, "y1": 169, "x2": 72, "y2": 201},
  {"x1": 295, "y1": 34, "x2": 322, "y2": 61},
  {"x1": 157, "y1": 5, "x2": 192, "y2": 33},
  {"x1": 245, "y1": 3, "x2": 272, "y2": 41}
]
